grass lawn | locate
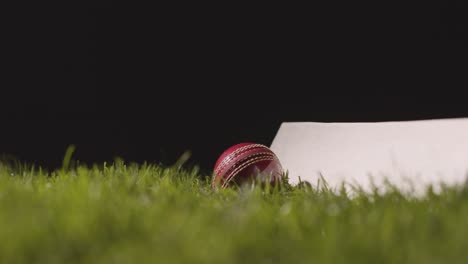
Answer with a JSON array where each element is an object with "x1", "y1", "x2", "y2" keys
[{"x1": 1, "y1": 157, "x2": 468, "y2": 263}]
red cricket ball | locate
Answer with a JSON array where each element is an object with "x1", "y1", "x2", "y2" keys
[{"x1": 212, "y1": 143, "x2": 283, "y2": 189}]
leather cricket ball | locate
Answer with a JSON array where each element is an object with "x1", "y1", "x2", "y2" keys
[{"x1": 212, "y1": 143, "x2": 283, "y2": 189}]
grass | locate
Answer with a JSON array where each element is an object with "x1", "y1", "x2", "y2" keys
[{"x1": 1, "y1": 158, "x2": 468, "y2": 264}]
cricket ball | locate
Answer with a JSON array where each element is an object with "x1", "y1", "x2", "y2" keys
[{"x1": 212, "y1": 143, "x2": 283, "y2": 189}]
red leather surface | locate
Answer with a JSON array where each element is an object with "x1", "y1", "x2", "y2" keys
[{"x1": 213, "y1": 143, "x2": 282, "y2": 188}]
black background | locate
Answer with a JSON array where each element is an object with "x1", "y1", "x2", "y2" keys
[{"x1": 1, "y1": 4, "x2": 465, "y2": 172}]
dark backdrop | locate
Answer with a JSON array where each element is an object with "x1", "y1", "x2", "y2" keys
[{"x1": 1, "y1": 4, "x2": 465, "y2": 172}]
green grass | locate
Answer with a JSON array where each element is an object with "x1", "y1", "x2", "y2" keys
[{"x1": 1, "y1": 159, "x2": 468, "y2": 264}]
